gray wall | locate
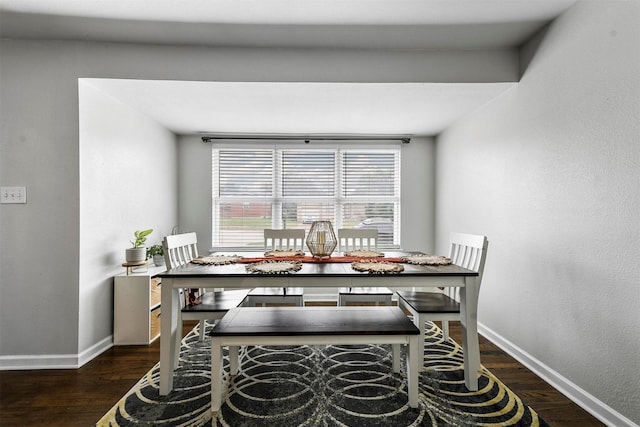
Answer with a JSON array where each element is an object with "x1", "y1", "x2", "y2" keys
[
  {"x1": 435, "y1": 1, "x2": 639, "y2": 424},
  {"x1": 0, "y1": 40, "x2": 513, "y2": 361}
]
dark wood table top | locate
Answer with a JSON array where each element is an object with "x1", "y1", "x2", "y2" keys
[
  {"x1": 158, "y1": 251, "x2": 477, "y2": 278},
  {"x1": 210, "y1": 306, "x2": 420, "y2": 336}
]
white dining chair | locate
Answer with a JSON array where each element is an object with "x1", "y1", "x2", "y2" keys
[
  {"x1": 264, "y1": 228, "x2": 306, "y2": 252},
  {"x1": 338, "y1": 228, "x2": 379, "y2": 252},
  {"x1": 163, "y1": 232, "x2": 249, "y2": 359},
  {"x1": 245, "y1": 229, "x2": 305, "y2": 306},
  {"x1": 337, "y1": 228, "x2": 393, "y2": 306},
  {"x1": 396, "y1": 232, "x2": 489, "y2": 350}
]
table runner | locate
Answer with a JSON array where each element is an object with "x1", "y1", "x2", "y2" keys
[{"x1": 192, "y1": 255, "x2": 409, "y2": 264}]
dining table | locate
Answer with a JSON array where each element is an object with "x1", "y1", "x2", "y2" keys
[{"x1": 157, "y1": 251, "x2": 480, "y2": 396}]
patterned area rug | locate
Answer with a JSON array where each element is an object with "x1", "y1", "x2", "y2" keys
[{"x1": 97, "y1": 322, "x2": 549, "y2": 427}]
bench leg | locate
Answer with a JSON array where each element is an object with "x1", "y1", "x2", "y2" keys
[
  {"x1": 229, "y1": 346, "x2": 239, "y2": 376},
  {"x1": 406, "y1": 335, "x2": 420, "y2": 408},
  {"x1": 391, "y1": 344, "x2": 400, "y2": 373},
  {"x1": 211, "y1": 338, "x2": 223, "y2": 412}
]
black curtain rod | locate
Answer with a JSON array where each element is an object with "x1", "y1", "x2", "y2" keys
[{"x1": 201, "y1": 135, "x2": 411, "y2": 144}]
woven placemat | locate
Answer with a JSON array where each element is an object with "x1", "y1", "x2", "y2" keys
[
  {"x1": 246, "y1": 260, "x2": 303, "y2": 274},
  {"x1": 190, "y1": 255, "x2": 243, "y2": 265},
  {"x1": 401, "y1": 254, "x2": 452, "y2": 266},
  {"x1": 351, "y1": 260, "x2": 404, "y2": 274}
]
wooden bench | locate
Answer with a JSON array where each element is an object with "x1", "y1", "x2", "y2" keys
[{"x1": 210, "y1": 306, "x2": 421, "y2": 412}]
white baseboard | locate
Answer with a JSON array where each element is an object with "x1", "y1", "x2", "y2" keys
[
  {"x1": 0, "y1": 335, "x2": 113, "y2": 370},
  {"x1": 478, "y1": 323, "x2": 638, "y2": 427},
  {"x1": 78, "y1": 335, "x2": 113, "y2": 367}
]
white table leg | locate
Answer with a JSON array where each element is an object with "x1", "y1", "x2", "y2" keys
[
  {"x1": 211, "y1": 337, "x2": 223, "y2": 412},
  {"x1": 460, "y1": 276, "x2": 480, "y2": 391},
  {"x1": 229, "y1": 345, "x2": 239, "y2": 375},
  {"x1": 160, "y1": 280, "x2": 179, "y2": 395},
  {"x1": 412, "y1": 310, "x2": 425, "y2": 372},
  {"x1": 406, "y1": 334, "x2": 420, "y2": 408}
]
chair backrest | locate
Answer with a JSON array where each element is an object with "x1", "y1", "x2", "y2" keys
[
  {"x1": 264, "y1": 229, "x2": 306, "y2": 251},
  {"x1": 448, "y1": 232, "x2": 489, "y2": 292},
  {"x1": 338, "y1": 228, "x2": 378, "y2": 252},
  {"x1": 444, "y1": 233, "x2": 489, "y2": 301},
  {"x1": 163, "y1": 232, "x2": 199, "y2": 269}
]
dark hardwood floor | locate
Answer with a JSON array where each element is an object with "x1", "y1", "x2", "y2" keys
[{"x1": 1, "y1": 319, "x2": 604, "y2": 427}]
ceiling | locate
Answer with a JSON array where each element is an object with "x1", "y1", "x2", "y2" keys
[
  {"x1": 85, "y1": 80, "x2": 517, "y2": 136},
  {"x1": 0, "y1": 0, "x2": 576, "y2": 137},
  {"x1": 0, "y1": 0, "x2": 576, "y2": 49}
]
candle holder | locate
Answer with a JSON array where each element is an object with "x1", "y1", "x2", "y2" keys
[{"x1": 306, "y1": 221, "x2": 337, "y2": 259}]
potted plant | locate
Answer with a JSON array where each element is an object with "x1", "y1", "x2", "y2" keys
[
  {"x1": 125, "y1": 229, "x2": 153, "y2": 263},
  {"x1": 147, "y1": 244, "x2": 165, "y2": 267}
]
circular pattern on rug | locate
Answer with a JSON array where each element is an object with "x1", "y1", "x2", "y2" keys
[
  {"x1": 222, "y1": 345, "x2": 320, "y2": 425},
  {"x1": 96, "y1": 321, "x2": 550, "y2": 427}
]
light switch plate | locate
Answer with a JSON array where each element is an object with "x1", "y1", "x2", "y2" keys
[{"x1": 1, "y1": 186, "x2": 27, "y2": 204}]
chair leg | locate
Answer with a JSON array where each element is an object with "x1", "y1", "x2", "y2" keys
[
  {"x1": 442, "y1": 320, "x2": 450, "y2": 341},
  {"x1": 391, "y1": 344, "x2": 400, "y2": 373},
  {"x1": 199, "y1": 320, "x2": 206, "y2": 341},
  {"x1": 229, "y1": 346, "x2": 239, "y2": 375}
]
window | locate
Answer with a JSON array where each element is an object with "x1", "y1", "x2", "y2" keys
[{"x1": 212, "y1": 144, "x2": 401, "y2": 249}]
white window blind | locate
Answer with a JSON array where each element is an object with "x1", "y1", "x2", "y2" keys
[
  {"x1": 343, "y1": 152, "x2": 396, "y2": 196},
  {"x1": 212, "y1": 145, "x2": 400, "y2": 249},
  {"x1": 282, "y1": 151, "x2": 335, "y2": 197},
  {"x1": 219, "y1": 150, "x2": 273, "y2": 196}
]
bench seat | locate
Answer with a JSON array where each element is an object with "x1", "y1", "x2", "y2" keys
[{"x1": 210, "y1": 306, "x2": 421, "y2": 411}]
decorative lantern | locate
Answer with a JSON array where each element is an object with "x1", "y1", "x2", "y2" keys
[{"x1": 306, "y1": 221, "x2": 337, "y2": 258}]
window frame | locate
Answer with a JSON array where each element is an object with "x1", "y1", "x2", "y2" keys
[{"x1": 211, "y1": 142, "x2": 401, "y2": 250}]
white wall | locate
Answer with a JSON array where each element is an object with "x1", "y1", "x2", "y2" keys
[
  {"x1": 78, "y1": 81, "x2": 178, "y2": 359},
  {"x1": 177, "y1": 135, "x2": 436, "y2": 254},
  {"x1": 435, "y1": 1, "x2": 639, "y2": 425}
]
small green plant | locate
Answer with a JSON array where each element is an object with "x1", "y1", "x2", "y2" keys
[
  {"x1": 147, "y1": 244, "x2": 164, "y2": 258},
  {"x1": 130, "y1": 229, "x2": 153, "y2": 248}
]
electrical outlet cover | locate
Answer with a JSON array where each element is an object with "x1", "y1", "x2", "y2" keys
[{"x1": 1, "y1": 186, "x2": 27, "y2": 204}]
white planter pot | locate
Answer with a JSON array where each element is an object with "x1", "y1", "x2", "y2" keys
[
  {"x1": 125, "y1": 247, "x2": 147, "y2": 263},
  {"x1": 153, "y1": 254, "x2": 165, "y2": 267}
]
